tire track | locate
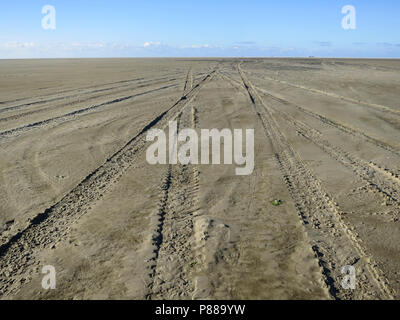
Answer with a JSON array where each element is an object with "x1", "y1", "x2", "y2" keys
[
  {"x1": 183, "y1": 68, "x2": 193, "y2": 94},
  {"x1": 0, "y1": 83, "x2": 180, "y2": 139},
  {"x1": 245, "y1": 70, "x2": 400, "y2": 117},
  {"x1": 221, "y1": 70, "x2": 400, "y2": 209},
  {"x1": 147, "y1": 74, "x2": 202, "y2": 300},
  {"x1": 250, "y1": 84, "x2": 400, "y2": 159},
  {"x1": 0, "y1": 70, "x2": 215, "y2": 298},
  {"x1": 256, "y1": 89, "x2": 400, "y2": 221},
  {"x1": 0, "y1": 77, "x2": 145, "y2": 106},
  {"x1": 0, "y1": 76, "x2": 181, "y2": 124},
  {"x1": 237, "y1": 64, "x2": 395, "y2": 300},
  {"x1": 0, "y1": 73, "x2": 182, "y2": 114},
  {"x1": 190, "y1": 70, "x2": 194, "y2": 92}
]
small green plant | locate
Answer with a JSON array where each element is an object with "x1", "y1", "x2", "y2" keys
[
  {"x1": 189, "y1": 261, "x2": 197, "y2": 268},
  {"x1": 272, "y1": 199, "x2": 282, "y2": 206}
]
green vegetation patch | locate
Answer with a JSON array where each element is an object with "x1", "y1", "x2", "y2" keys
[{"x1": 271, "y1": 199, "x2": 282, "y2": 206}]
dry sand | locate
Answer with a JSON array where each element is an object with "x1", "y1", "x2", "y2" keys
[{"x1": 0, "y1": 58, "x2": 399, "y2": 300}]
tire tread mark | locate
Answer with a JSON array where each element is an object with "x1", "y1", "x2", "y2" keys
[
  {"x1": 0, "y1": 70, "x2": 215, "y2": 297},
  {"x1": 237, "y1": 63, "x2": 395, "y2": 300}
]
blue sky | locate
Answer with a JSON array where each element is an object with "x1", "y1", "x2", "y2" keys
[{"x1": 0, "y1": 0, "x2": 399, "y2": 58}]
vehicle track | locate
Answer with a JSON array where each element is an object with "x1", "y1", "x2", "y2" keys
[
  {"x1": 256, "y1": 90, "x2": 400, "y2": 221},
  {"x1": 0, "y1": 76, "x2": 181, "y2": 124},
  {"x1": 0, "y1": 83, "x2": 180, "y2": 139},
  {"x1": 245, "y1": 70, "x2": 400, "y2": 117},
  {"x1": 148, "y1": 107, "x2": 201, "y2": 300},
  {"x1": 0, "y1": 69, "x2": 215, "y2": 298},
  {"x1": 0, "y1": 72, "x2": 182, "y2": 114},
  {"x1": 221, "y1": 69, "x2": 400, "y2": 158},
  {"x1": 0, "y1": 77, "x2": 143, "y2": 106},
  {"x1": 183, "y1": 68, "x2": 193, "y2": 95},
  {"x1": 237, "y1": 64, "x2": 395, "y2": 300},
  {"x1": 220, "y1": 70, "x2": 400, "y2": 201},
  {"x1": 250, "y1": 84, "x2": 400, "y2": 158},
  {"x1": 147, "y1": 71, "x2": 202, "y2": 299}
]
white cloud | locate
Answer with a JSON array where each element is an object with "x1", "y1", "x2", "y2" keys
[
  {"x1": 191, "y1": 44, "x2": 211, "y2": 49},
  {"x1": 2, "y1": 41, "x2": 36, "y2": 49},
  {"x1": 180, "y1": 44, "x2": 213, "y2": 49},
  {"x1": 143, "y1": 41, "x2": 161, "y2": 48}
]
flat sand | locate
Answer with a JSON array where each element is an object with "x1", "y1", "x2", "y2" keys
[{"x1": 0, "y1": 58, "x2": 399, "y2": 300}]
